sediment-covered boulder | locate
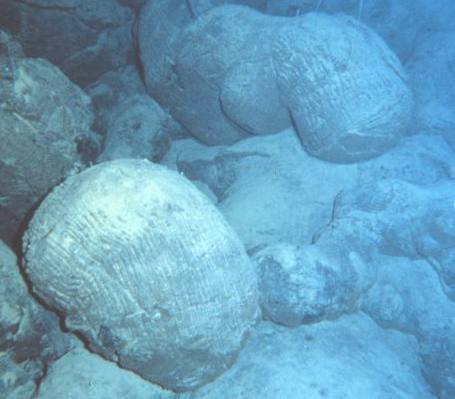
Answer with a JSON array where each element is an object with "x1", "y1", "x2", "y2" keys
[
  {"x1": 23, "y1": 159, "x2": 259, "y2": 392},
  {"x1": 0, "y1": 32, "x2": 98, "y2": 246}
]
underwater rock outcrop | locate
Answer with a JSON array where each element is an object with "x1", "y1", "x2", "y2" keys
[
  {"x1": 0, "y1": 30, "x2": 98, "y2": 246},
  {"x1": 331, "y1": 178, "x2": 455, "y2": 300},
  {"x1": 0, "y1": 0, "x2": 134, "y2": 87},
  {"x1": 138, "y1": 1, "x2": 413, "y2": 162},
  {"x1": 22, "y1": 159, "x2": 259, "y2": 392}
]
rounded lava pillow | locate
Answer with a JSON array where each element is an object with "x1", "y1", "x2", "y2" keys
[{"x1": 22, "y1": 159, "x2": 259, "y2": 392}]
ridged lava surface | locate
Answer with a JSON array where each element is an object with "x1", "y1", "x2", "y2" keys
[{"x1": 23, "y1": 159, "x2": 259, "y2": 392}]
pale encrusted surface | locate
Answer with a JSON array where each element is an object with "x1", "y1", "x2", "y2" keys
[{"x1": 23, "y1": 159, "x2": 259, "y2": 392}]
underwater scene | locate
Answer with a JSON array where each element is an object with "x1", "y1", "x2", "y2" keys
[{"x1": 0, "y1": 0, "x2": 454, "y2": 398}]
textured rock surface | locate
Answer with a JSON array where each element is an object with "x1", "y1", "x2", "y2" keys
[
  {"x1": 314, "y1": 173, "x2": 455, "y2": 397},
  {"x1": 23, "y1": 159, "x2": 259, "y2": 392},
  {"x1": 0, "y1": 32, "x2": 98, "y2": 246},
  {"x1": 0, "y1": 241, "x2": 74, "y2": 399},
  {"x1": 330, "y1": 179, "x2": 455, "y2": 300},
  {"x1": 96, "y1": 94, "x2": 172, "y2": 163},
  {"x1": 273, "y1": 12, "x2": 413, "y2": 162},
  {"x1": 85, "y1": 65, "x2": 147, "y2": 135},
  {"x1": 36, "y1": 348, "x2": 175, "y2": 399},
  {"x1": 0, "y1": 0, "x2": 134, "y2": 86},
  {"x1": 138, "y1": 2, "x2": 412, "y2": 161},
  {"x1": 252, "y1": 242, "x2": 373, "y2": 326},
  {"x1": 184, "y1": 314, "x2": 434, "y2": 398},
  {"x1": 86, "y1": 65, "x2": 184, "y2": 162},
  {"x1": 163, "y1": 130, "x2": 358, "y2": 250},
  {"x1": 267, "y1": 0, "x2": 455, "y2": 62}
]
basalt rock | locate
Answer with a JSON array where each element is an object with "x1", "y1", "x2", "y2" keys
[{"x1": 23, "y1": 159, "x2": 259, "y2": 392}]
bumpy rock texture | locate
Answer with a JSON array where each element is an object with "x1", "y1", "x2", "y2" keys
[
  {"x1": 252, "y1": 242, "x2": 373, "y2": 326},
  {"x1": 23, "y1": 159, "x2": 259, "y2": 392},
  {"x1": 0, "y1": 0, "x2": 134, "y2": 87},
  {"x1": 330, "y1": 179, "x2": 455, "y2": 300},
  {"x1": 313, "y1": 170, "x2": 455, "y2": 397},
  {"x1": 138, "y1": 1, "x2": 413, "y2": 162},
  {"x1": 0, "y1": 30, "x2": 98, "y2": 246}
]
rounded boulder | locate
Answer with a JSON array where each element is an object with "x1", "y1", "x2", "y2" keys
[{"x1": 23, "y1": 159, "x2": 259, "y2": 392}]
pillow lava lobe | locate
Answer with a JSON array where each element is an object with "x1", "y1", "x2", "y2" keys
[{"x1": 22, "y1": 159, "x2": 259, "y2": 392}]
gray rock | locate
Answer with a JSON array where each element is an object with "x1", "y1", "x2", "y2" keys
[
  {"x1": 0, "y1": 241, "x2": 74, "y2": 398},
  {"x1": 96, "y1": 94, "x2": 172, "y2": 163},
  {"x1": 85, "y1": 65, "x2": 183, "y2": 162},
  {"x1": 252, "y1": 242, "x2": 374, "y2": 326},
  {"x1": 36, "y1": 348, "x2": 175, "y2": 399},
  {"x1": 0, "y1": 35, "x2": 98, "y2": 246},
  {"x1": 331, "y1": 178, "x2": 455, "y2": 300},
  {"x1": 23, "y1": 159, "x2": 259, "y2": 392},
  {"x1": 85, "y1": 65, "x2": 147, "y2": 134},
  {"x1": 138, "y1": 3, "x2": 412, "y2": 162},
  {"x1": 220, "y1": 60, "x2": 290, "y2": 134},
  {"x1": 186, "y1": 314, "x2": 434, "y2": 399},
  {"x1": 0, "y1": 0, "x2": 134, "y2": 86},
  {"x1": 138, "y1": 2, "x2": 280, "y2": 144}
]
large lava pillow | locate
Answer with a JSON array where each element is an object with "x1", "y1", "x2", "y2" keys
[
  {"x1": 138, "y1": 2, "x2": 413, "y2": 162},
  {"x1": 22, "y1": 159, "x2": 259, "y2": 392}
]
